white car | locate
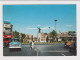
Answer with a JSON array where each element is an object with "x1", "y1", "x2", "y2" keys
[{"x1": 9, "y1": 38, "x2": 21, "y2": 50}]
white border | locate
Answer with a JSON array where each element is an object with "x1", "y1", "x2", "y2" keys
[
  {"x1": 0, "y1": 1, "x2": 80, "y2": 60},
  {"x1": 0, "y1": 0, "x2": 80, "y2": 1}
]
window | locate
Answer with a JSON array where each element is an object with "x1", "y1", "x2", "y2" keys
[{"x1": 11, "y1": 39, "x2": 20, "y2": 42}]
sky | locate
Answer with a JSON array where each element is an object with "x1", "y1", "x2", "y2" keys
[{"x1": 3, "y1": 5, "x2": 76, "y2": 37}]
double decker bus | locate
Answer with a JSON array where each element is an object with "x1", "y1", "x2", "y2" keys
[
  {"x1": 3, "y1": 21, "x2": 13, "y2": 47},
  {"x1": 3, "y1": 32, "x2": 12, "y2": 46}
]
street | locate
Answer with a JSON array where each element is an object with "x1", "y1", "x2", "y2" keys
[{"x1": 3, "y1": 43, "x2": 76, "y2": 56}]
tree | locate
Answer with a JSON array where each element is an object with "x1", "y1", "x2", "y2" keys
[
  {"x1": 68, "y1": 31, "x2": 76, "y2": 36},
  {"x1": 27, "y1": 35, "x2": 30, "y2": 39},
  {"x1": 21, "y1": 33, "x2": 25, "y2": 42},
  {"x1": 63, "y1": 37, "x2": 69, "y2": 42},
  {"x1": 34, "y1": 37, "x2": 37, "y2": 41},
  {"x1": 44, "y1": 33, "x2": 48, "y2": 35},
  {"x1": 13, "y1": 30, "x2": 26, "y2": 43},
  {"x1": 46, "y1": 36, "x2": 49, "y2": 42},
  {"x1": 13, "y1": 30, "x2": 19, "y2": 38},
  {"x1": 50, "y1": 30, "x2": 57, "y2": 42},
  {"x1": 31, "y1": 35, "x2": 33, "y2": 41}
]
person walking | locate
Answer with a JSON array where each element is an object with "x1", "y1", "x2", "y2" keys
[{"x1": 30, "y1": 41, "x2": 34, "y2": 49}]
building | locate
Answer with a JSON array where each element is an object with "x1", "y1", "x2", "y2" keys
[
  {"x1": 23, "y1": 34, "x2": 33, "y2": 43},
  {"x1": 3, "y1": 21, "x2": 13, "y2": 35},
  {"x1": 57, "y1": 32, "x2": 76, "y2": 41},
  {"x1": 33, "y1": 37, "x2": 37, "y2": 42}
]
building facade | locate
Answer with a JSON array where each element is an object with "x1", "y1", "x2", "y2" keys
[
  {"x1": 3, "y1": 21, "x2": 13, "y2": 38},
  {"x1": 23, "y1": 34, "x2": 33, "y2": 43},
  {"x1": 57, "y1": 32, "x2": 76, "y2": 41}
]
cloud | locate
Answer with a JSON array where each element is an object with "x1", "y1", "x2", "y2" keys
[
  {"x1": 26, "y1": 28, "x2": 37, "y2": 30},
  {"x1": 41, "y1": 27, "x2": 54, "y2": 30},
  {"x1": 26, "y1": 27, "x2": 54, "y2": 30},
  {"x1": 41, "y1": 27, "x2": 49, "y2": 30},
  {"x1": 66, "y1": 25, "x2": 73, "y2": 27},
  {"x1": 37, "y1": 25, "x2": 41, "y2": 27}
]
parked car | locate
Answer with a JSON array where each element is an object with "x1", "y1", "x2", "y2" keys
[
  {"x1": 64, "y1": 41, "x2": 72, "y2": 48},
  {"x1": 69, "y1": 41, "x2": 76, "y2": 54},
  {"x1": 9, "y1": 38, "x2": 21, "y2": 50}
]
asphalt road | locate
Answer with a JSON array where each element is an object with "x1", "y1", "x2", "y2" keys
[{"x1": 3, "y1": 43, "x2": 76, "y2": 56}]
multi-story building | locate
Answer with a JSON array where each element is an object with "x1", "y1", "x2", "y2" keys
[
  {"x1": 3, "y1": 21, "x2": 13, "y2": 35},
  {"x1": 57, "y1": 32, "x2": 76, "y2": 41}
]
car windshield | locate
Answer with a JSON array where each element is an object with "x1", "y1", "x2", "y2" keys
[{"x1": 11, "y1": 39, "x2": 20, "y2": 42}]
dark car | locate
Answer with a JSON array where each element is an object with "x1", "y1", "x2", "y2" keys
[{"x1": 69, "y1": 41, "x2": 76, "y2": 55}]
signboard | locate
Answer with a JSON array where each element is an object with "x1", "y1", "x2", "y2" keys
[{"x1": 3, "y1": 35, "x2": 12, "y2": 38}]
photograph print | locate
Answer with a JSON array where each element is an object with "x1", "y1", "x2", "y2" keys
[{"x1": 3, "y1": 4, "x2": 76, "y2": 56}]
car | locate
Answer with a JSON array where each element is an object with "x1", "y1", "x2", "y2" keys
[
  {"x1": 9, "y1": 38, "x2": 21, "y2": 50},
  {"x1": 69, "y1": 41, "x2": 76, "y2": 55},
  {"x1": 64, "y1": 41, "x2": 72, "y2": 48}
]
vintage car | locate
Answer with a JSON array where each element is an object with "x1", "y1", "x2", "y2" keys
[
  {"x1": 9, "y1": 38, "x2": 21, "y2": 50},
  {"x1": 64, "y1": 41, "x2": 72, "y2": 48}
]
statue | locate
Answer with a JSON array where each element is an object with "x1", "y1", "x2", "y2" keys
[{"x1": 38, "y1": 27, "x2": 41, "y2": 33}]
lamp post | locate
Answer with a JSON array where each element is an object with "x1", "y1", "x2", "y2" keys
[
  {"x1": 54, "y1": 20, "x2": 57, "y2": 31},
  {"x1": 54, "y1": 20, "x2": 58, "y2": 42}
]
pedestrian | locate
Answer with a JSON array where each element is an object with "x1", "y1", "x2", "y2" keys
[
  {"x1": 30, "y1": 41, "x2": 34, "y2": 49},
  {"x1": 30, "y1": 41, "x2": 32, "y2": 49},
  {"x1": 32, "y1": 41, "x2": 34, "y2": 48}
]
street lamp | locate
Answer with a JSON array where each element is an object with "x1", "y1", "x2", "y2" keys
[
  {"x1": 54, "y1": 20, "x2": 58, "y2": 42},
  {"x1": 54, "y1": 20, "x2": 57, "y2": 31}
]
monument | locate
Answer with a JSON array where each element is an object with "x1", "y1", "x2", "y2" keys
[
  {"x1": 37, "y1": 27, "x2": 46, "y2": 42},
  {"x1": 38, "y1": 27, "x2": 41, "y2": 33}
]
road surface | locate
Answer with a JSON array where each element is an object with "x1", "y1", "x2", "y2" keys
[{"x1": 3, "y1": 43, "x2": 76, "y2": 56}]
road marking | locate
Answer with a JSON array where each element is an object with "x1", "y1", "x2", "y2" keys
[
  {"x1": 36, "y1": 49, "x2": 39, "y2": 56},
  {"x1": 61, "y1": 53, "x2": 66, "y2": 56},
  {"x1": 41, "y1": 51, "x2": 69, "y2": 53},
  {"x1": 37, "y1": 50, "x2": 38, "y2": 56}
]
